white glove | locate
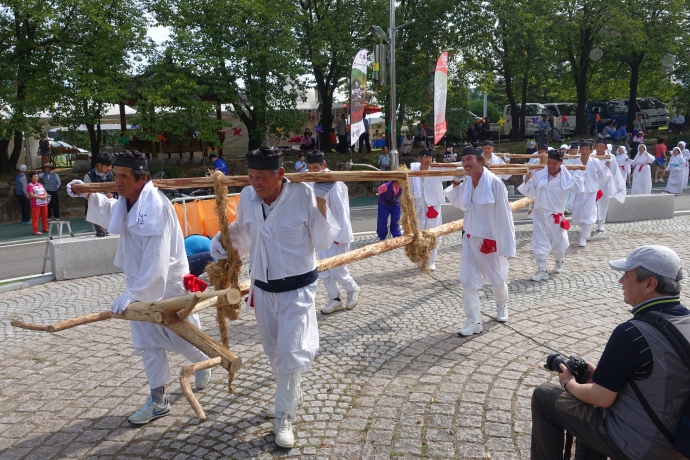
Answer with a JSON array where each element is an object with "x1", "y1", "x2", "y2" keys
[
  {"x1": 67, "y1": 180, "x2": 88, "y2": 198},
  {"x1": 210, "y1": 231, "x2": 228, "y2": 259},
  {"x1": 503, "y1": 153, "x2": 510, "y2": 162},
  {"x1": 453, "y1": 167, "x2": 464, "y2": 183},
  {"x1": 313, "y1": 181, "x2": 334, "y2": 199},
  {"x1": 111, "y1": 293, "x2": 135, "y2": 314}
]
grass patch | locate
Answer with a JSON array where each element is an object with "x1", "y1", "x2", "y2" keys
[
  {"x1": 390, "y1": 451, "x2": 404, "y2": 458},
  {"x1": 31, "y1": 356, "x2": 46, "y2": 363}
]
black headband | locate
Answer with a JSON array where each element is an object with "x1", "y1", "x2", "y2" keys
[
  {"x1": 246, "y1": 147, "x2": 284, "y2": 170},
  {"x1": 113, "y1": 154, "x2": 148, "y2": 171},
  {"x1": 547, "y1": 149, "x2": 563, "y2": 161},
  {"x1": 306, "y1": 152, "x2": 325, "y2": 164}
]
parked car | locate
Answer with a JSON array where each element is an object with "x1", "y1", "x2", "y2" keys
[
  {"x1": 49, "y1": 140, "x2": 89, "y2": 154},
  {"x1": 612, "y1": 97, "x2": 669, "y2": 130},
  {"x1": 546, "y1": 103, "x2": 576, "y2": 136},
  {"x1": 585, "y1": 101, "x2": 628, "y2": 134},
  {"x1": 501, "y1": 103, "x2": 556, "y2": 138}
]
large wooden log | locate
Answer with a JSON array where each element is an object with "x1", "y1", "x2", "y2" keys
[
  {"x1": 502, "y1": 153, "x2": 611, "y2": 160},
  {"x1": 165, "y1": 319, "x2": 243, "y2": 373},
  {"x1": 433, "y1": 162, "x2": 586, "y2": 171}
]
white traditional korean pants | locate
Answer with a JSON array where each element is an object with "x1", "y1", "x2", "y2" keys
[
  {"x1": 460, "y1": 234, "x2": 509, "y2": 323},
  {"x1": 531, "y1": 209, "x2": 568, "y2": 268},
  {"x1": 318, "y1": 243, "x2": 358, "y2": 299}
]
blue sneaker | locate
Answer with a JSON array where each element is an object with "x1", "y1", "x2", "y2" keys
[{"x1": 128, "y1": 395, "x2": 170, "y2": 425}]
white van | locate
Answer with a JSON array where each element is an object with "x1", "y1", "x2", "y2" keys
[
  {"x1": 612, "y1": 97, "x2": 669, "y2": 129},
  {"x1": 502, "y1": 103, "x2": 559, "y2": 138},
  {"x1": 545, "y1": 103, "x2": 576, "y2": 135}
]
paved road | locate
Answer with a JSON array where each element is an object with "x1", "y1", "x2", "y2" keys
[
  {"x1": 2, "y1": 216, "x2": 690, "y2": 459},
  {"x1": 3, "y1": 190, "x2": 690, "y2": 282}
]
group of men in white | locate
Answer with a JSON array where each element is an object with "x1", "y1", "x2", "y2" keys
[{"x1": 60, "y1": 134, "x2": 677, "y2": 449}]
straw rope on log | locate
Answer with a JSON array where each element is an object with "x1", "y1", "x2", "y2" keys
[
  {"x1": 397, "y1": 165, "x2": 438, "y2": 273},
  {"x1": 204, "y1": 170, "x2": 243, "y2": 393}
]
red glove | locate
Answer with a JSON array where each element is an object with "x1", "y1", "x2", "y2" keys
[
  {"x1": 480, "y1": 239, "x2": 497, "y2": 254},
  {"x1": 244, "y1": 293, "x2": 255, "y2": 308},
  {"x1": 426, "y1": 206, "x2": 439, "y2": 218},
  {"x1": 560, "y1": 219, "x2": 570, "y2": 230},
  {"x1": 596, "y1": 190, "x2": 603, "y2": 201},
  {"x1": 183, "y1": 274, "x2": 208, "y2": 293}
]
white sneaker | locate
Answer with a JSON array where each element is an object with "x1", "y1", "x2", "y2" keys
[
  {"x1": 128, "y1": 396, "x2": 170, "y2": 425},
  {"x1": 578, "y1": 237, "x2": 587, "y2": 247},
  {"x1": 553, "y1": 260, "x2": 564, "y2": 274},
  {"x1": 195, "y1": 368, "x2": 211, "y2": 390},
  {"x1": 530, "y1": 269, "x2": 549, "y2": 281},
  {"x1": 428, "y1": 263, "x2": 436, "y2": 271},
  {"x1": 598, "y1": 226, "x2": 606, "y2": 233},
  {"x1": 273, "y1": 413, "x2": 295, "y2": 448},
  {"x1": 457, "y1": 321, "x2": 483, "y2": 337},
  {"x1": 496, "y1": 305, "x2": 508, "y2": 323},
  {"x1": 564, "y1": 208, "x2": 572, "y2": 215},
  {"x1": 345, "y1": 286, "x2": 360, "y2": 309},
  {"x1": 321, "y1": 298, "x2": 344, "y2": 315}
]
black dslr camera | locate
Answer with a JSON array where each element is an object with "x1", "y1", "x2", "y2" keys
[{"x1": 544, "y1": 353, "x2": 590, "y2": 384}]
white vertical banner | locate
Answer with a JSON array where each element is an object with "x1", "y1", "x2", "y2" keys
[
  {"x1": 433, "y1": 51, "x2": 449, "y2": 145},
  {"x1": 350, "y1": 49, "x2": 367, "y2": 146}
]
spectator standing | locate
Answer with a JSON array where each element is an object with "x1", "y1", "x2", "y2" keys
[
  {"x1": 184, "y1": 235, "x2": 213, "y2": 277},
  {"x1": 15, "y1": 165, "x2": 31, "y2": 225},
  {"x1": 38, "y1": 135, "x2": 51, "y2": 165},
  {"x1": 208, "y1": 153, "x2": 228, "y2": 174},
  {"x1": 670, "y1": 109, "x2": 685, "y2": 134},
  {"x1": 376, "y1": 180, "x2": 402, "y2": 240},
  {"x1": 329, "y1": 129, "x2": 337, "y2": 150},
  {"x1": 531, "y1": 245, "x2": 690, "y2": 460},
  {"x1": 378, "y1": 145, "x2": 391, "y2": 171},
  {"x1": 653, "y1": 138, "x2": 667, "y2": 183},
  {"x1": 294, "y1": 153, "x2": 308, "y2": 172},
  {"x1": 84, "y1": 152, "x2": 115, "y2": 237},
  {"x1": 414, "y1": 122, "x2": 427, "y2": 147},
  {"x1": 633, "y1": 113, "x2": 646, "y2": 134},
  {"x1": 39, "y1": 163, "x2": 61, "y2": 220},
  {"x1": 358, "y1": 116, "x2": 371, "y2": 153},
  {"x1": 336, "y1": 113, "x2": 348, "y2": 153},
  {"x1": 26, "y1": 171, "x2": 49, "y2": 235}
]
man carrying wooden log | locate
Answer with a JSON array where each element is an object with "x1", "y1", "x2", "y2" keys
[
  {"x1": 481, "y1": 140, "x2": 512, "y2": 181},
  {"x1": 595, "y1": 140, "x2": 626, "y2": 234},
  {"x1": 305, "y1": 151, "x2": 361, "y2": 315},
  {"x1": 66, "y1": 150, "x2": 211, "y2": 425},
  {"x1": 410, "y1": 148, "x2": 452, "y2": 271},
  {"x1": 569, "y1": 140, "x2": 611, "y2": 247},
  {"x1": 210, "y1": 147, "x2": 340, "y2": 449},
  {"x1": 445, "y1": 147, "x2": 516, "y2": 336},
  {"x1": 518, "y1": 148, "x2": 584, "y2": 281},
  {"x1": 564, "y1": 141, "x2": 580, "y2": 214}
]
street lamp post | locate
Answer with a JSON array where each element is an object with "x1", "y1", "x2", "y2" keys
[{"x1": 388, "y1": 0, "x2": 398, "y2": 171}]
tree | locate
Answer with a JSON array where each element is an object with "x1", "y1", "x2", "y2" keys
[
  {"x1": 294, "y1": 0, "x2": 385, "y2": 151},
  {"x1": 48, "y1": 0, "x2": 149, "y2": 167},
  {"x1": 549, "y1": 0, "x2": 609, "y2": 134},
  {"x1": 0, "y1": 0, "x2": 82, "y2": 172},
  {"x1": 458, "y1": 0, "x2": 554, "y2": 140},
  {"x1": 153, "y1": 0, "x2": 307, "y2": 151},
  {"x1": 606, "y1": 0, "x2": 688, "y2": 128}
]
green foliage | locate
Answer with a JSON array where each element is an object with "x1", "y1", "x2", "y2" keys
[
  {"x1": 469, "y1": 100, "x2": 500, "y2": 122},
  {"x1": 163, "y1": 166, "x2": 185, "y2": 178}
]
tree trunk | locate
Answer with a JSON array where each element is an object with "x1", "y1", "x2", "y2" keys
[
  {"x1": 10, "y1": 130, "x2": 23, "y2": 169},
  {"x1": 520, "y1": 76, "x2": 528, "y2": 138},
  {"x1": 626, "y1": 53, "x2": 644, "y2": 130},
  {"x1": 504, "y1": 62, "x2": 521, "y2": 142},
  {"x1": 316, "y1": 87, "x2": 334, "y2": 153},
  {"x1": 0, "y1": 139, "x2": 10, "y2": 173}
]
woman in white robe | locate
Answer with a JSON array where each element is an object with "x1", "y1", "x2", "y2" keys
[
  {"x1": 630, "y1": 144, "x2": 654, "y2": 195},
  {"x1": 678, "y1": 141, "x2": 690, "y2": 190},
  {"x1": 615, "y1": 146, "x2": 631, "y2": 185},
  {"x1": 665, "y1": 147, "x2": 687, "y2": 195}
]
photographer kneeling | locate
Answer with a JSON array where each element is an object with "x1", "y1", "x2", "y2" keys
[{"x1": 531, "y1": 245, "x2": 690, "y2": 460}]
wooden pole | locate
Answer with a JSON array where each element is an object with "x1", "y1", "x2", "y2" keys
[
  {"x1": 501, "y1": 153, "x2": 611, "y2": 160},
  {"x1": 180, "y1": 357, "x2": 222, "y2": 420},
  {"x1": 71, "y1": 168, "x2": 539, "y2": 194}
]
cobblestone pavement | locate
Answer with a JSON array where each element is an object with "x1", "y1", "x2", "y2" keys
[{"x1": 2, "y1": 217, "x2": 690, "y2": 459}]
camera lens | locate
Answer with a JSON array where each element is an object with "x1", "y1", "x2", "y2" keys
[{"x1": 544, "y1": 353, "x2": 567, "y2": 372}]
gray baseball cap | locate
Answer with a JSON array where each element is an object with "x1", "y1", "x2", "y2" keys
[
  {"x1": 609, "y1": 245, "x2": 682, "y2": 281},
  {"x1": 19, "y1": 164, "x2": 27, "y2": 172}
]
